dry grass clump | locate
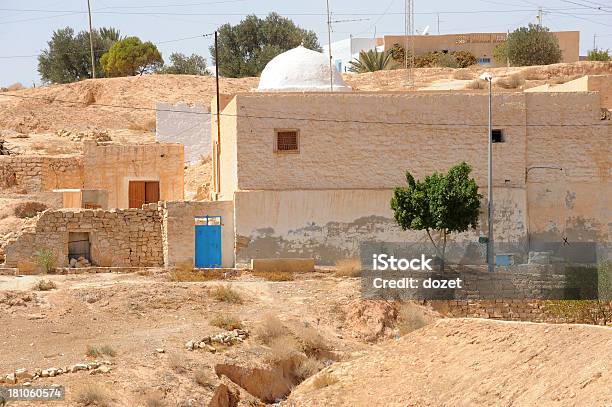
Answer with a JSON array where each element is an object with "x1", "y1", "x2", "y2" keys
[
  {"x1": 1, "y1": 82, "x2": 25, "y2": 92},
  {"x1": 395, "y1": 303, "x2": 431, "y2": 335},
  {"x1": 14, "y1": 201, "x2": 47, "y2": 218},
  {"x1": 210, "y1": 314, "x2": 243, "y2": 330},
  {"x1": 452, "y1": 69, "x2": 474, "y2": 80},
  {"x1": 169, "y1": 269, "x2": 218, "y2": 282},
  {"x1": 311, "y1": 371, "x2": 338, "y2": 389},
  {"x1": 33, "y1": 279, "x2": 57, "y2": 291},
  {"x1": 86, "y1": 344, "x2": 116, "y2": 358},
  {"x1": 211, "y1": 284, "x2": 243, "y2": 303},
  {"x1": 256, "y1": 314, "x2": 288, "y2": 345},
  {"x1": 168, "y1": 352, "x2": 187, "y2": 373},
  {"x1": 194, "y1": 368, "x2": 214, "y2": 388},
  {"x1": 496, "y1": 74, "x2": 525, "y2": 89},
  {"x1": 128, "y1": 118, "x2": 156, "y2": 132},
  {"x1": 466, "y1": 79, "x2": 487, "y2": 89},
  {"x1": 253, "y1": 270, "x2": 295, "y2": 281},
  {"x1": 76, "y1": 383, "x2": 110, "y2": 406},
  {"x1": 144, "y1": 394, "x2": 166, "y2": 407},
  {"x1": 521, "y1": 67, "x2": 547, "y2": 80},
  {"x1": 334, "y1": 258, "x2": 362, "y2": 278},
  {"x1": 293, "y1": 325, "x2": 330, "y2": 355},
  {"x1": 266, "y1": 335, "x2": 301, "y2": 363},
  {"x1": 295, "y1": 356, "x2": 325, "y2": 381}
]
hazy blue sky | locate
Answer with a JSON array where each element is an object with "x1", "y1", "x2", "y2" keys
[{"x1": 1, "y1": 0, "x2": 612, "y2": 85}]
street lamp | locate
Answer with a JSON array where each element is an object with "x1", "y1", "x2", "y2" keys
[{"x1": 480, "y1": 72, "x2": 494, "y2": 273}]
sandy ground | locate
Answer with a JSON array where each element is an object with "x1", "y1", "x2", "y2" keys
[{"x1": 287, "y1": 318, "x2": 612, "y2": 407}]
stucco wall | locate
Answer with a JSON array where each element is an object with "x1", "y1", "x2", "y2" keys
[
  {"x1": 213, "y1": 96, "x2": 239, "y2": 200},
  {"x1": 82, "y1": 142, "x2": 184, "y2": 208},
  {"x1": 162, "y1": 200, "x2": 234, "y2": 268},
  {"x1": 156, "y1": 102, "x2": 211, "y2": 163},
  {"x1": 234, "y1": 188, "x2": 527, "y2": 267}
]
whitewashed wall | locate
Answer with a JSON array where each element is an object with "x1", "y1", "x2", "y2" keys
[{"x1": 156, "y1": 102, "x2": 211, "y2": 163}]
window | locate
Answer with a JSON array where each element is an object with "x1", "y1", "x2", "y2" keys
[
  {"x1": 477, "y1": 57, "x2": 491, "y2": 65},
  {"x1": 275, "y1": 130, "x2": 299, "y2": 153},
  {"x1": 491, "y1": 129, "x2": 504, "y2": 143}
]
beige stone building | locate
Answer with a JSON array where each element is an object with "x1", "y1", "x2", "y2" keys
[{"x1": 383, "y1": 31, "x2": 580, "y2": 66}]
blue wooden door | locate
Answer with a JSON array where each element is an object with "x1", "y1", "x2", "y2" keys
[{"x1": 195, "y1": 216, "x2": 222, "y2": 268}]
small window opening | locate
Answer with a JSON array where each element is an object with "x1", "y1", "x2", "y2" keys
[
  {"x1": 275, "y1": 130, "x2": 299, "y2": 153},
  {"x1": 491, "y1": 129, "x2": 504, "y2": 143}
]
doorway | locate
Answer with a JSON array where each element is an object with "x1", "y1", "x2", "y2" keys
[
  {"x1": 68, "y1": 232, "x2": 91, "y2": 262},
  {"x1": 195, "y1": 216, "x2": 222, "y2": 268},
  {"x1": 129, "y1": 181, "x2": 160, "y2": 208}
]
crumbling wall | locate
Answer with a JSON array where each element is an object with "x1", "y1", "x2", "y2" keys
[
  {"x1": 161, "y1": 200, "x2": 234, "y2": 268},
  {"x1": 0, "y1": 155, "x2": 83, "y2": 192},
  {"x1": 156, "y1": 102, "x2": 211, "y2": 163},
  {"x1": 4, "y1": 206, "x2": 163, "y2": 268},
  {"x1": 234, "y1": 189, "x2": 527, "y2": 267}
]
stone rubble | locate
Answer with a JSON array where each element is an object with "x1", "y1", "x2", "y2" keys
[
  {"x1": 185, "y1": 329, "x2": 249, "y2": 351},
  {"x1": 0, "y1": 361, "x2": 113, "y2": 384},
  {"x1": 56, "y1": 129, "x2": 111, "y2": 142}
]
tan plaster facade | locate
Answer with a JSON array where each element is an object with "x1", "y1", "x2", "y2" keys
[
  {"x1": 383, "y1": 31, "x2": 580, "y2": 66},
  {"x1": 215, "y1": 86, "x2": 611, "y2": 266}
]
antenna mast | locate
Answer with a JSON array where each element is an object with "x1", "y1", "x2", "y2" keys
[{"x1": 326, "y1": 0, "x2": 334, "y2": 92}]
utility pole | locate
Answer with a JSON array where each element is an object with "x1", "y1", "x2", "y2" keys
[
  {"x1": 593, "y1": 33, "x2": 597, "y2": 50},
  {"x1": 437, "y1": 13, "x2": 440, "y2": 35},
  {"x1": 404, "y1": 0, "x2": 414, "y2": 86},
  {"x1": 87, "y1": 0, "x2": 96, "y2": 78},
  {"x1": 537, "y1": 7, "x2": 543, "y2": 27},
  {"x1": 480, "y1": 72, "x2": 494, "y2": 273},
  {"x1": 326, "y1": 0, "x2": 334, "y2": 92},
  {"x1": 214, "y1": 31, "x2": 221, "y2": 197}
]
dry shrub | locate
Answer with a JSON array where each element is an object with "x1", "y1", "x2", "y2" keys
[
  {"x1": 17, "y1": 260, "x2": 38, "y2": 275},
  {"x1": 265, "y1": 335, "x2": 301, "y2": 363},
  {"x1": 1, "y1": 83, "x2": 25, "y2": 92},
  {"x1": 169, "y1": 262, "x2": 221, "y2": 282},
  {"x1": 168, "y1": 353, "x2": 187, "y2": 373},
  {"x1": 293, "y1": 325, "x2": 330, "y2": 355},
  {"x1": 33, "y1": 279, "x2": 57, "y2": 291},
  {"x1": 452, "y1": 69, "x2": 473, "y2": 80},
  {"x1": 496, "y1": 74, "x2": 524, "y2": 89},
  {"x1": 253, "y1": 270, "x2": 295, "y2": 281},
  {"x1": 76, "y1": 383, "x2": 110, "y2": 406},
  {"x1": 256, "y1": 314, "x2": 287, "y2": 345},
  {"x1": 295, "y1": 356, "x2": 324, "y2": 381},
  {"x1": 395, "y1": 303, "x2": 431, "y2": 335},
  {"x1": 194, "y1": 368, "x2": 214, "y2": 388},
  {"x1": 311, "y1": 371, "x2": 338, "y2": 389},
  {"x1": 334, "y1": 258, "x2": 362, "y2": 277},
  {"x1": 86, "y1": 344, "x2": 116, "y2": 358},
  {"x1": 14, "y1": 201, "x2": 47, "y2": 218},
  {"x1": 128, "y1": 118, "x2": 156, "y2": 132},
  {"x1": 466, "y1": 79, "x2": 487, "y2": 90},
  {"x1": 210, "y1": 314, "x2": 243, "y2": 330},
  {"x1": 521, "y1": 67, "x2": 547, "y2": 80},
  {"x1": 211, "y1": 284, "x2": 243, "y2": 303}
]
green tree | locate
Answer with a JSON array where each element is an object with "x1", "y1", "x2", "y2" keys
[
  {"x1": 100, "y1": 37, "x2": 163, "y2": 77},
  {"x1": 587, "y1": 48, "x2": 610, "y2": 61},
  {"x1": 492, "y1": 41, "x2": 508, "y2": 65},
  {"x1": 211, "y1": 13, "x2": 320, "y2": 78},
  {"x1": 502, "y1": 24, "x2": 562, "y2": 66},
  {"x1": 159, "y1": 52, "x2": 209, "y2": 75},
  {"x1": 38, "y1": 27, "x2": 121, "y2": 84},
  {"x1": 348, "y1": 49, "x2": 396, "y2": 73},
  {"x1": 390, "y1": 162, "x2": 481, "y2": 270}
]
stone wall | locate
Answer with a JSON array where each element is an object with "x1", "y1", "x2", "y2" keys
[
  {"x1": 0, "y1": 155, "x2": 83, "y2": 193},
  {"x1": 3, "y1": 206, "x2": 163, "y2": 268}
]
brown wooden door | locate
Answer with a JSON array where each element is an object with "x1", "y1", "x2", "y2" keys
[
  {"x1": 145, "y1": 181, "x2": 160, "y2": 204},
  {"x1": 129, "y1": 181, "x2": 145, "y2": 208}
]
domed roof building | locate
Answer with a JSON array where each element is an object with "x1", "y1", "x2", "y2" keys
[{"x1": 257, "y1": 46, "x2": 352, "y2": 92}]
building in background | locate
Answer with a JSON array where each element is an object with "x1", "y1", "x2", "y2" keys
[{"x1": 322, "y1": 37, "x2": 384, "y2": 73}]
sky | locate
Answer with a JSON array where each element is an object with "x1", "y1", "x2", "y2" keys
[{"x1": 1, "y1": 0, "x2": 612, "y2": 86}]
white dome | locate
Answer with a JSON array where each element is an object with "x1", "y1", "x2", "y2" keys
[{"x1": 257, "y1": 46, "x2": 352, "y2": 92}]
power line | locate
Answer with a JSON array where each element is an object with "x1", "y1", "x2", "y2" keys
[{"x1": 0, "y1": 91, "x2": 609, "y2": 128}]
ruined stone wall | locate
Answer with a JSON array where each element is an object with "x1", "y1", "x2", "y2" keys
[
  {"x1": 161, "y1": 200, "x2": 234, "y2": 268},
  {"x1": 0, "y1": 155, "x2": 83, "y2": 193},
  {"x1": 82, "y1": 142, "x2": 184, "y2": 208},
  {"x1": 3, "y1": 206, "x2": 163, "y2": 268}
]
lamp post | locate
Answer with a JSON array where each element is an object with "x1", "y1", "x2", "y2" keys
[{"x1": 480, "y1": 72, "x2": 494, "y2": 273}]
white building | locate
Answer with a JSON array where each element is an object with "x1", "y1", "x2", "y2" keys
[{"x1": 321, "y1": 37, "x2": 383, "y2": 73}]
